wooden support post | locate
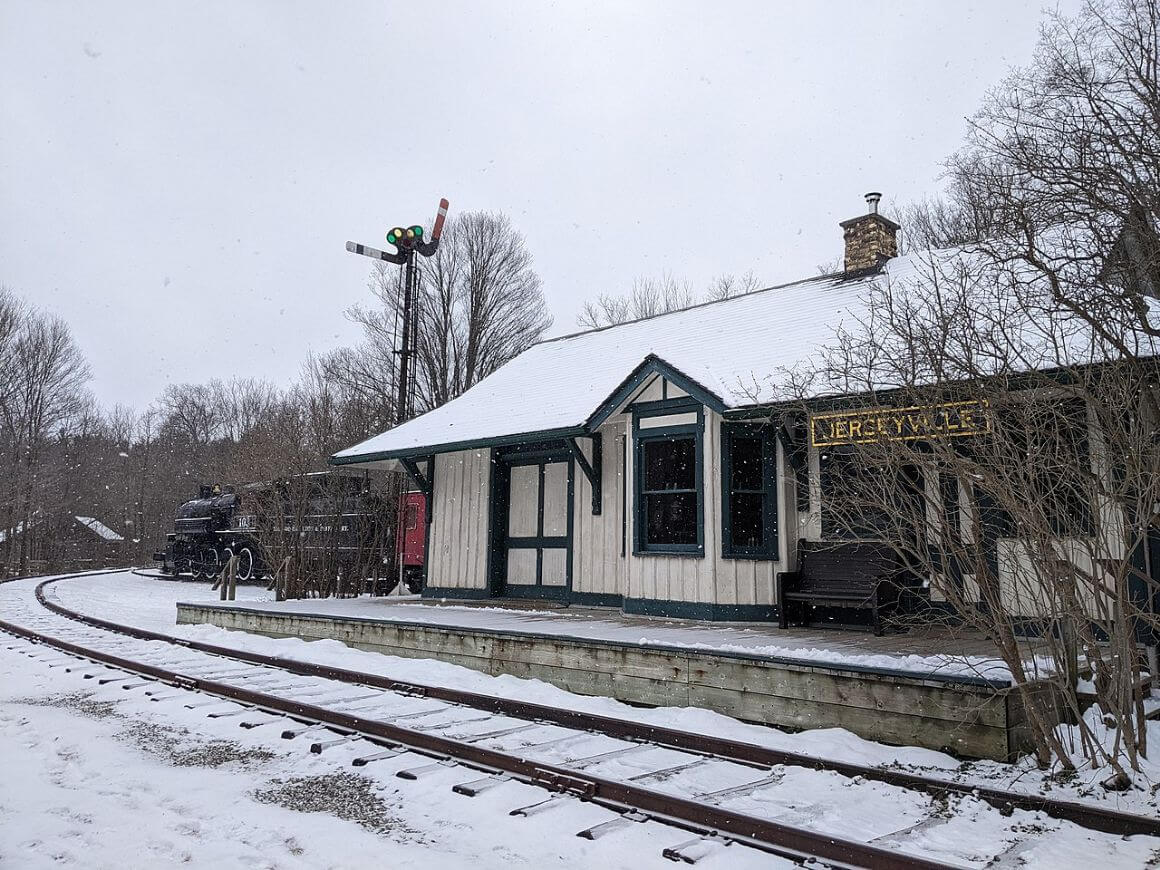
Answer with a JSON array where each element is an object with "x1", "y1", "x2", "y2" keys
[
  {"x1": 274, "y1": 556, "x2": 290, "y2": 602},
  {"x1": 227, "y1": 554, "x2": 237, "y2": 601}
]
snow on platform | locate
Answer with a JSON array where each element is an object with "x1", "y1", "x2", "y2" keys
[
  {"x1": 178, "y1": 587, "x2": 1018, "y2": 683},
  {"x1": 173, "y1": 588, "x2": 1045, "y2": 758}
]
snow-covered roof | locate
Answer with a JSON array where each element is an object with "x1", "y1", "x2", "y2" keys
[
  {"x1": 331, "y1": 255, "x2": 918, "y2": 463},
  {"x1": 74, "y1": 516, "x2": 125, "y2": 542},
  {"x1": 332, "y1": 247, "x2": 1159, "y2": 465}
]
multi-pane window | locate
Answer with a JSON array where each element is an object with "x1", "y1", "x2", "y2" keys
[
  {"x1": 722, "y1": 427, "x2": 777, "y2": 558},
  {"x1": 640, "y1": 436, "x2": 699, "y2": 548},
  {"x1": 633, "y1": 400, "x2": 704, "y2": 555},
  {"x1": 980, "y1": 398, "x2": 1094, "y2": 537}
]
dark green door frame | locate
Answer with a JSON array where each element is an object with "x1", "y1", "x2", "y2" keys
[{"x1": 488, "y1": 442, "x2": 574, "y2": 601}]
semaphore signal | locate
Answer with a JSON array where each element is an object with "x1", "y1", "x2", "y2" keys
[{"x1": 346, "y1": 197, "x2": 450, "y2": 426}]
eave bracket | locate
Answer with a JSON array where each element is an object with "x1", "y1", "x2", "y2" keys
[
  {"x1": 399, "y1": 456, "x2": 434, "y2": 498},
  {"x1": 566, "y1": 436, "x2": 602, "y2": 515}
]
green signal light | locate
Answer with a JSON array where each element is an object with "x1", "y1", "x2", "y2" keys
[{"x1": 412, "y1": 225, "x2": 424, "y2": 238}]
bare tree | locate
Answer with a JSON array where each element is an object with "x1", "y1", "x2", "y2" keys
[
  {"x1": 0, "y1": 294, "x2": 90, "y2": 573},
  {"x1": 779, "y1": 248, "x2": 1157, "y2": 779},
  {"x1": 762, "y1": 0, "x2": 1160, "y2": 781},
  {"x1": 578, "y1": 270, "x2": 760, "y2": 329},
  {"x1": 350, "y1": 210, "x2": 552, "y2": 412},
  {"x1": 705, "y1": 270, "x2": 761, "y2": 302},
  {"x1": 157, "y1": 382, "x2": 218, "y2": 447}
]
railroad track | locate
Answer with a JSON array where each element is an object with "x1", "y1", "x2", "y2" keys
[{"x1": 2, "y1": 571, "x2": 1157, "y2": 868}]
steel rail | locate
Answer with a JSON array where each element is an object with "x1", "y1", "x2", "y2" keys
[
  {"x1": 32, "y1": 573, "x2": 1160, "y2": 840},
  {"x1": 0, "y1": 608, "x2": 952, "y2": 869}
]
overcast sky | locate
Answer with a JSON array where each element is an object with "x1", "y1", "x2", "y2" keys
[{"x1": 1, "y1": 2, "x2": 1077, "y2": 410}]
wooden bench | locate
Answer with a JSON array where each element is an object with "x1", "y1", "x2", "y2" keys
[{"x1": 777, "y1": 540, "x2": 907, "y2": 636}]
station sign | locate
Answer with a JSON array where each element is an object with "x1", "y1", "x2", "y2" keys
[{"x1": 810, "y1": 399, "x2": 989, "y2": 447}]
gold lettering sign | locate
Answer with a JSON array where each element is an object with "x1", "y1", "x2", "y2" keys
[{"x1": 810, "y1": 400, "x2": 990, "y2": 447}]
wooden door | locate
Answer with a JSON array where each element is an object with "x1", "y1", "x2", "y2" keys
[{"x1": 501, "y1": 456, "x2": 572, "y2": 598}]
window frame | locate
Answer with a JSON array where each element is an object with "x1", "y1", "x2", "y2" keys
[
  {"x1": 721, "y1": 423, "x2": 779, "y2": 560},
  {"x1": 632, "y1": 399, "x2": 705, "y2": 557}
]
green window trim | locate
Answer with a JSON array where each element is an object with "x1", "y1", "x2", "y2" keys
[
  {"x1": 721, "y1": 423, "x2": 779, "y2": 560},
  {"x1": 632, "y1": 399, "x2": 705, "y2": 557}
]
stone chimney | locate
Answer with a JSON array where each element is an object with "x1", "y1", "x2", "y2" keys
[{"x1": 839, "y1": 192, "x2": 900, "y2": 274}]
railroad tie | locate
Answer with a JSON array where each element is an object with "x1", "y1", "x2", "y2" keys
[
  {"x1": 452, "y1": 774, "x2": 511, "y2": 797},
  {"x1": 396, "y1": 758, "x2": 459, "y2": 780},
  {"x1": 351, "y1": 748, "x2": 403, "y2": 767},
  {"x1": 575, "y1": 811, "x2": 649, "y2": 840}
]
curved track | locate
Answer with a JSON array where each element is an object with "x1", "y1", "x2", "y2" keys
[{"x1": 4, "y1": 571, "x2": 1158, "y2": 868}]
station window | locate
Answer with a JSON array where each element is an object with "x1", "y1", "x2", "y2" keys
[
  {"x1": 722, "y1": 426, "x2": 778, "y2": 558},
  {"x1": 633, "y1": 406, "x2": 704, "y2": 555}
]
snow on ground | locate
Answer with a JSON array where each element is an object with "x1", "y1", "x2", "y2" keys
[
  {"x1": 0, "y1": 639, "x2": 786, "y2": 870},
  {"x1": 6, "y1": 574, "x2": 1160, "y2": 868},
  {"x1": 39, "y1": 571, "x2": 1160, "y2": 819}
]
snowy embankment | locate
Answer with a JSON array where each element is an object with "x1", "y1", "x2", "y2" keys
[
  {"x1": 46, "y1": 571, "x2": 1160, "y2": 818},
  {"x1": 1, "y1": 636, "x2": 783, "y2": 869}
]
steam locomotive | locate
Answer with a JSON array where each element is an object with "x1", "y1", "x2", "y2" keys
[
  {"x1": 153, "y1": 483, "x2": 264, "y2": 581},
  {"x1": 153, "y1": 474, "x2": 426, "y2": 592}
]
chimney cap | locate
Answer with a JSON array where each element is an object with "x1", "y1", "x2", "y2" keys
[{"x1": 839, "y1": 191, "x2": 900, "y2": 231}]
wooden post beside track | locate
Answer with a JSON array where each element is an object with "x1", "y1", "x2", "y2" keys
[
  {"x1": 269, "y1": 556, "x2": 290, "y2": 602},
  {"x1": 217, "y1": 555, "x2": 238, "y2": 601}
]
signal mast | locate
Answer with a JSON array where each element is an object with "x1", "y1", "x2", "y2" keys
[{"x1": 346, "y1": 197, "x2": 449, "y2": 425}]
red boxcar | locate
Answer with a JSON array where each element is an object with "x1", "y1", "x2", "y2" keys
[{"x1": 395, "y1": 491, "x2": 426, "y2": 593}]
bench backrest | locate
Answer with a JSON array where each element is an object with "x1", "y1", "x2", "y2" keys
[{"x1": 795, "y1": 540, "x2": 899, "y2": 591}]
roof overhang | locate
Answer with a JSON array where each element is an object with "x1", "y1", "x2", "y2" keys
[
  {"x1": 328, "y1": 354, "x2": 729, "y2": 468},
  {"x1": 329, "y1": 424, "x2": 591, "y2": 466}
]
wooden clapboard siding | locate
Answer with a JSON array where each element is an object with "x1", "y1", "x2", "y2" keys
[
  {"x1": 620, "y1": 407, "x2": 784, "y2": 609},
  {"x1": 705, "y1": 409, "x2": 784, "y2": 608},
  {"x1": 429, "y1": 449, "x2": 490, "y2": 589},
  {"x1": 572, "y1": 422, "x2": 626, "y2": 597},
  {"x1": 624, "y1": 403, "x2": 706, "y2": 604},
  {"x1": 635, "y1": 376, "x2": 664, "y2": 403}
]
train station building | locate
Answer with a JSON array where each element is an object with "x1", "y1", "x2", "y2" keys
[{"x1": 330, "y1": 199, "x2": 1159, "y2": 632}]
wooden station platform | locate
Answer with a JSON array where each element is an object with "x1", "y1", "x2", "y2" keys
[{"x1": 175, "y1": 597, "x2": 1047, "y2": 760}]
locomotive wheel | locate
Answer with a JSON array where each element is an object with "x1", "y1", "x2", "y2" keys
[
  {"x1": 196, "y1": 547, "x2": 220, "y2": 580},
  {"x1": 235, "y1": 547, "x2": 255, "y2": 582}
]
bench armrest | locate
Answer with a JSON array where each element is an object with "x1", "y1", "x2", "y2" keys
[{"x1": 776, "y1": 570, "x2": 801, "y2": 590}]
